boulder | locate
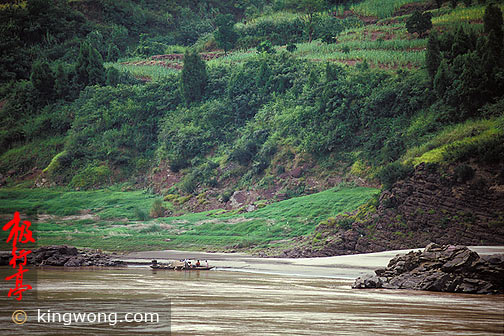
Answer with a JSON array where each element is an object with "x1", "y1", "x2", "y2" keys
[
  {"x1": 2, "y1": 245, "x2": 128, "y2": 268},
  {"x1": 352, "y1": 244, "x2": 504, "y2": 294},
  {"x1": 64, "y1": 256, "x2": 85, "y2": 267}
]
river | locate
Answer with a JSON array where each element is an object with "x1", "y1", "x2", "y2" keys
[{"x1": 1, "y1": 247, "x2": 503, "y2": 335}]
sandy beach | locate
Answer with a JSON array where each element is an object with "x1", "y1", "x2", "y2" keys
[{"x1": 120, "y1": 246, "x2": 504, "y2": 279}]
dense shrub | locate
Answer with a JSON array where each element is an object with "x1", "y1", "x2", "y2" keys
[
  {"x1": 453, "y1": 164, "x2": 475, "y2": 183},
  {"x1": 69, "y1": 164, "x2": 112, "y2": 189},
  {"x1": 377, "y1": 162, "x2": 414, "y2": 189},
  {"x1": 236, "y1": 16, "x2": 305, "y2": 48},
  {"x1": 150, "y1": 199, "x2": 166, "y2": 218}
]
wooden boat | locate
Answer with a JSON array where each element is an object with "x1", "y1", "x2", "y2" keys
[{"x1": 150, "y1": 264, "x2": 214, "y2": 271}]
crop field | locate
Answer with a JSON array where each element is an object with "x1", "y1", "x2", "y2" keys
[
  {"x1": 112, "y1": 1, "x2": 441, "y2": 78},
  {"x1": 432, "y1": 4, "x2": 504, "y2": 27},
  {"x1": 334, "y1": 0, "x2": 427, "y2": 18},
  {"x1": 108, "y1": 63, "x2": 179, "y2": 81}
]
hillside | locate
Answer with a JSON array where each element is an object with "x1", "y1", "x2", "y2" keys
[{"x1": 0, "y1": 0, "x2": 503, "y2": 254}]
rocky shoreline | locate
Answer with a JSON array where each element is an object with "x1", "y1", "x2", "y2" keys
[
  {"x1": 352, "y1": 243, "x2": 504, "y2": 294},
  {"x1": 0, "y1": 245, "x2": 126, "y2": 267}
]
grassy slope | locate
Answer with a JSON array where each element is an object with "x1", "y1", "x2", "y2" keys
[{"x1": 0, "y1": 186, "x2": 378, "y2": 252}]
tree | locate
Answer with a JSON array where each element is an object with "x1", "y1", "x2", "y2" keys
[
  {"x1": 106, "y1": 67, "x2": 120, "y2": 86},
  {"x1": 450, "y1": 0, "x2": 458, "y2": 8},
  {"x1": 451, "y1": 27, "x2": 471, "y2": 58},
  {"x1": 214, "y1": 14, "x2": 238, "y2": 55},
  {"x1": 426, "y1": 32, "x2": 441, "y2": 80},
  {"x1": 76, "y1": 42, "x2": 90, "y2": 86},
  {"x1": 256, "y1": 60, "x2": 272, "y2": 95},
  {"x1": 325, "y1": 62, "x2": 343, "y2": 82},
  {"x1": 406, "y1": 11, "x2": 432, "y2": 38},
  {"x1": 434, "y1": 59, "x2": 451, "y2": 98},
  {"x1": 286, "y1": 43, "x2": 297, "y2": 52},
  {"x1": 76, "y1": 42, "x2": 105, "y2": 87},
  {"x1": 87, "y1": 46, "x2": 105, "y2": 85},
  {"x1": 30, "y1": 60, "x2": 54, "y2": 98},
  {"x1": 180, "y1": 49, "x2": 207, "y2": 105},
  {"x1": 54, "y1": 63, "x2": 69, "y2": 98},
  {"x1": 484, "y1": 3, "x2": 503, "y2": 41},
  {"x1": 435, "y1": 0, "x2": 444, "y2": 8},
  {"x1": 463, "y1": 0, "x2": 472, "y2": 7},
  {"x1": 290, "y1": 0, "x2": 326, "y2": 43},
  {"x1": 107, "y1": 44, "x2": 121, "y2": 62},
  {"x1": 455, "y1": 52, "x2": 488, "y2": 115},
  {"x1": 257, "y1": 40, "x2": 275, "y2": 54}
]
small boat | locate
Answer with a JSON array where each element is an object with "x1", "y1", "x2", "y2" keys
[
  {"x1": 150, "y1": 259, "x2": 214, "y2": 270},
  {"x1": 150, "y1": 265, "x2": 214, "y2": 271}
]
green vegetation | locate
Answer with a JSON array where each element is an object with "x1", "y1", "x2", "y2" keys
[
  {"x1": 180, "y1": 49, "x2": 207, "y2": 105},
  {"x1": 1, "y1": 0, "x2": 503, "y2": 252},
  {"x1": 0, "y1": 186, "x2": 378, "y2": 251},
  {"x1": 0, "y1": 187, "x2": 158, "y2": 219},
  {"x1": 215, "y1": 14, "x2": 238, "y2": 54},
  {"x1": 343, "y1": 0, "x2": 426, "y2": 18},
  {"x1": 403, "y1": 117, "x2": 504, "y2": 166},
  {"x1": 406, "y1": 10, "x2": 432, "y2": 37}
]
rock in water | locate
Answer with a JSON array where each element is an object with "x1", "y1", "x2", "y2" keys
[
  {"x1": 352, "y1": 243, "x2": 504, "y2": 294},
  {"x1": 0, "y1": 245, "x2": 126, "y2": 267}
]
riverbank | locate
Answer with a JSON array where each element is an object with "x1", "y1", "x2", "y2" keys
[{"x1": 120, "y1": 246, "x2": 504, "y2": 279}]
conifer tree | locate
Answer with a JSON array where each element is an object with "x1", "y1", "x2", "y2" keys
[
  {"x1": 106, "y1": 67, "x2": 120, "y2": 86},
  {"x1": 256, "y1": 60, "x2": 271, "y2": 95},
  {"x1": 406, "y1": 11, "x2": 432, "y2": 37},
  {"x1": 484, "y1": 3, "x2": 503, "y2": 41},
  {"x1": 87, "y1": 46, "x2": 105, "y2": 85},
  {"x1": 180, "y1": 49, "x2": 207, "y2": 105},
  {"x1": 76, "y1": 42, "x2": 105, "y2": 86},
  {"x1": 214, "y1": 14, "x2": 238, "y2": 55},
  {"x1": 76, "y1": 42, "x2": 90, "y2": 86},
  {"x1": 434, "y1": 59, "x2": 451, "y2": 98},
  {"x1": 451, "y1": 27, "x2": 471, "y2": 58},
  {"x1": 54, "y1": 63, "x2": 68, "y2": 98},
  {"x1": 325, "y1": 62, "x2": 342, "y2": 82},
  {"x1": 107, "y1": 44, "x2": 120, "y2": 62},
  {"x1": 426, "y1": 32, "x2": 442, "y2": 80},
  {"x1": 30, "y1": 60, "x2": 54, "y2": 97}
]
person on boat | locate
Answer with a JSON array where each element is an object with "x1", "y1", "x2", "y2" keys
[
  {"x1": 196, "y1": 260, "x2": 201, "y2": 267},
  {"x1": 205, "y1": 260, "x2": 208, "y2": 267}
]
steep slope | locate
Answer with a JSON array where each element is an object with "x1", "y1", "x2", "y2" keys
[{"x1": 279, "y1": 162, "x2": 504, "y2": 257}]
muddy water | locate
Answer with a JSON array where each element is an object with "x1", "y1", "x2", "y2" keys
[{"x1": 1, "y1": 265, "x2": 503, "y2": 336}]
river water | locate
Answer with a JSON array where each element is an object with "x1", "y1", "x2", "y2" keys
[{"x1": 1, "y1": 248, "x2": 503, "y2": 335}]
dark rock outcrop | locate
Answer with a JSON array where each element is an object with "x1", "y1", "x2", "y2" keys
[
  {"x1": 352, "y1": 243, "x2": 504, "y2": 294},
  {"x1": 278, "y1": 162, "x2": 504, "y2": 258},
  {"x1": 0, "y1": 245, "x2": 126, "y2": 267}
]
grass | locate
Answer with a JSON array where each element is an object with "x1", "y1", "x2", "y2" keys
[
  {"x1": 295, "y1": 42, "x2": 424, "y2": 66},
  {"x1": 0, "y1": 186, "x2": 379, "y2": 252},
  {"x1": 236, "y1": 10, "x2": 300, "y2": 27},
  {"x1": 0, "y1": 187, "x2": 160, "y2": 219},
  {"x1": 432, "y1": 4, "x2": 504, "y2": 26},
  {"x1": 0, "y1": 137, "x2": 66, "y2": 179},
  {"x1": 402, "y1": 117, "x2": 503, "y2": 166},
  {"x1": 334, "y1": 0, "x2": 427, "y2": 18},
  {"x1": 108, "y1": 63, "x2": 179, "y2": 81}
]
